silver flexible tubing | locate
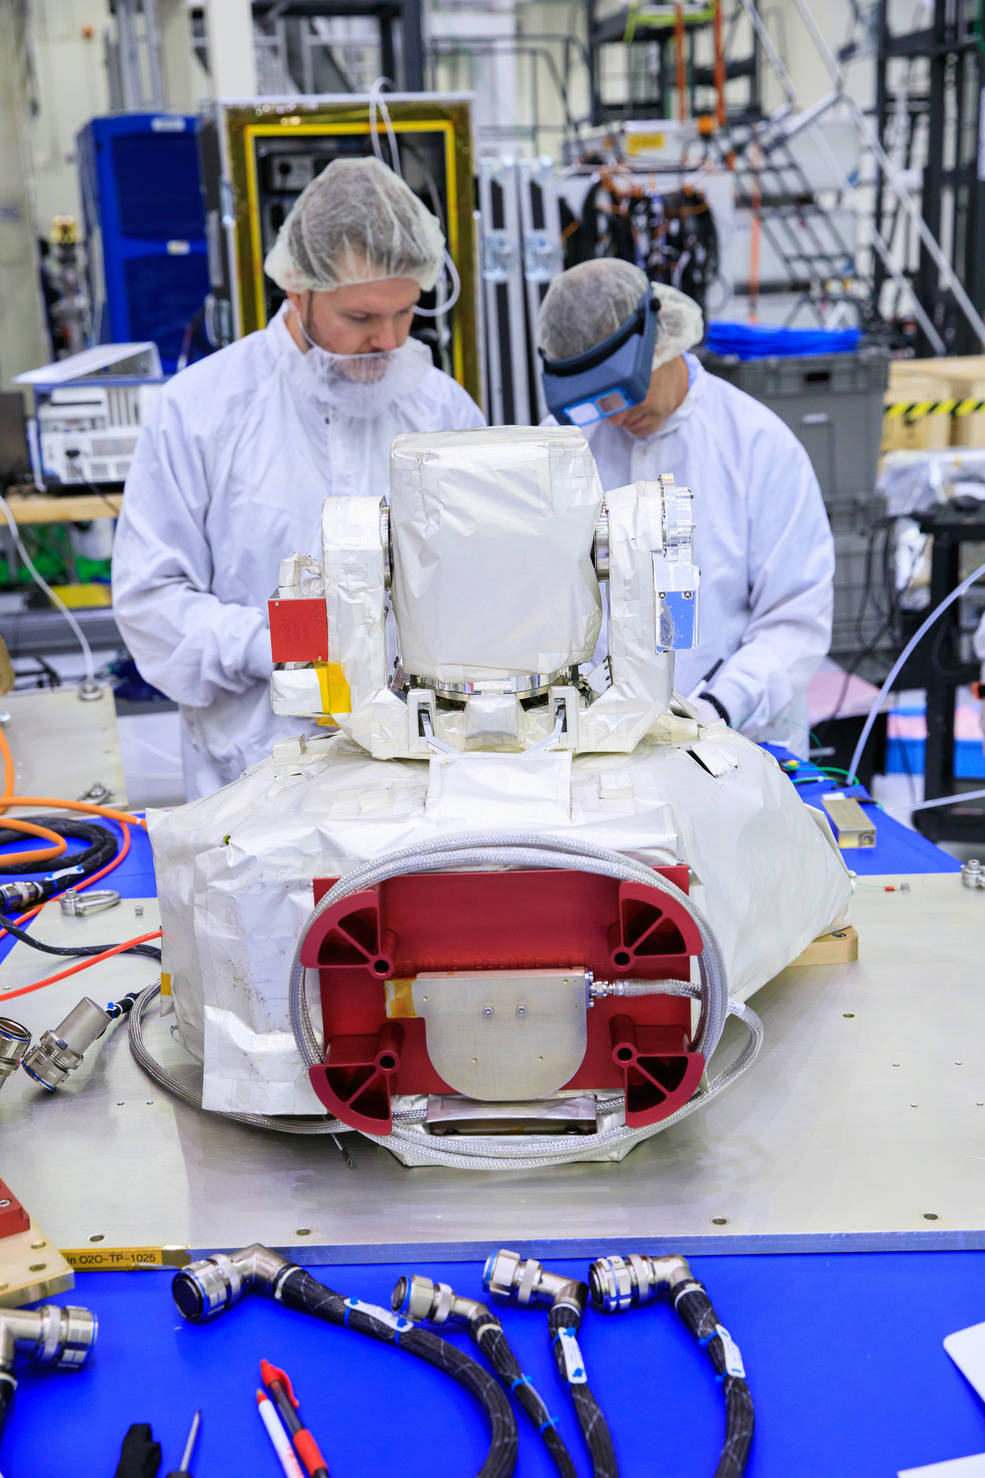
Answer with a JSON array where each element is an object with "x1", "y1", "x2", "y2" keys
[
  {"x1": 128, "y1": 973, "x2": 761, "y2": 1168},
  {"x1": 128, "y1": 981, "x2": 347, "y2": 1136},
  {"x1": 290, "y1": 832, "x2": 730, "y2": 1062},
  {"x1": 285, "y1": 834, "x2": 760, "y2": 1168}
]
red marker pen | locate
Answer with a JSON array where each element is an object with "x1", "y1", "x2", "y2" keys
[{"x1": 260, "y1": 1358, "x2": 330, "y2": 1478}]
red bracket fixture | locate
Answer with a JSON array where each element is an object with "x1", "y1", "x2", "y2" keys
[
  {"x1": 609, "y1": 1015, "x2": 706, "y2": 1127},
  {"x1": 301, "y1": 866, "x2": 705, "y2": 1133}
]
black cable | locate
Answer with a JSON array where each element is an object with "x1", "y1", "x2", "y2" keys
[
  {"x1": 465, "y1": 1309, "x2": 578, "y2": 1478},
  {"x1": 0, "y1": 914, "x2": 161, "y2": 962},
  {"x1": 106, "y1": 993, "x2": 141, "y2": 1019},
  {"x1": 275, "y1": 1268, "x2": 518, "y2": 1478},
  {"x1": 547, "y1": 1301, "x2": 619, "y2": 1478},
  {"x1": 0, "y1": 1372, "x2": 16, "y2": 1445},
  {"x1": 671, "y1": 1279, "x2": 755, "y2": 1478},
  {"x1": 0, "y1": 816, "x2": 116, "y2": 877}
]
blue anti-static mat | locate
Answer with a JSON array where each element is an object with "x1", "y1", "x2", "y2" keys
[{"x1": 5, "y1": 1252, "x2": 985, "y2": 1478}]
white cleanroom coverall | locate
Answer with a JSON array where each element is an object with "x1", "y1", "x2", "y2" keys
[
  {"x1": 549, "y1": 355, "x2": 834, "y2": 750},
  {"x1": 112, "y1": 306, "x2": 484, "y2": 798}
]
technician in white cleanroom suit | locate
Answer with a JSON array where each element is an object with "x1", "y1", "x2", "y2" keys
[
  {"x1": 112, "y1": 157, "x2": 484, "y2": 798},
  {"x1": 538, "y1": 261, "x2": 834, "y2": 751}
]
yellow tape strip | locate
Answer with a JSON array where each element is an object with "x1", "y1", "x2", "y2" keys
[
  {"x1": 159, "y1": 971, "x2": 172, "y2": 998},
  {"x1": 314, "y1": 661, "x2": 351, "y2": 716},
  {"x1": 887, "y1": 398, "x2": 985, "y2": 420},
  {"x1": 62, "y1": 1246, "x2": 190, "y2": 1271}
]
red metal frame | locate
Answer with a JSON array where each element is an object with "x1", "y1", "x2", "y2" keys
[{"x1": 302, "y1": 866, "x2": 705, "y2": 1134}]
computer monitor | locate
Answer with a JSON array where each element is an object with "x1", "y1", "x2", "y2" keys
[{"x1": 0, "y1": 392, "x2": 30, "y2": 489}]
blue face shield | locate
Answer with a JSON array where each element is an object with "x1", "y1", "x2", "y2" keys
[{"x1": 540, "y1": 288, "x2": 659, "y2": 428}]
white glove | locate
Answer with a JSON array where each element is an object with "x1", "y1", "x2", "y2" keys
[{"x1": 692, "y1": 695, "x2": 726, "y2": 728}]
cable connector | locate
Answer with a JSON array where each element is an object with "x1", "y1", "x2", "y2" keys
[
  {"x1": 392, "y1": 1273, "x2": 486, "y2": 1327},
  {"x1": 21, "y1": 997, "x2": 113, "y2": 1090},
  {"x1": 588, "y1": 1252, "x2": 692, "y2": 1313},
  {"x1": 483, "y1": 1249, "x2": 587, "y2": 1314},
  {"x1": 171, "y1": 1245, "x2": 293, "y2": 1323},
  {"x1": 0, "y1": 881, "x2": 45, "y2": 913},
  {"x1": 0, "y1": 1018, "x2": 31, "y2": 1090}
]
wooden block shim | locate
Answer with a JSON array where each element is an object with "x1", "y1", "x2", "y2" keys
[
  {"x1": 789, "y1": 924, "x2": 859, "y2": 968},
  {"x1": 0, "y1": 1180, "x2": 75, "y2": 1307}
]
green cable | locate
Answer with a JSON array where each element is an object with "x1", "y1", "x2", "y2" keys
[{"x1": 817, "y1": 765, "x2": 862, "y2": 785}]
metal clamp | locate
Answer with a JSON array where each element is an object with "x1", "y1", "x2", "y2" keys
[
  {"x1": 59, "y1": 889, "x2": 120, "y2": 917},
  {"x1": 77, "y1": 782, "x2": 112, "y2": 802},
  {"x1": 961, "y1": 859, "x2": 985, "y2": 889}
]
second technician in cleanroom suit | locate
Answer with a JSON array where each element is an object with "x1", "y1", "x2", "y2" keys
[
  {"x1": 538, "y1": 261, "x2": 834, "y2": 752},
  {"x1": 112, "y1": 157, "x2": 483, "y2": 799}
]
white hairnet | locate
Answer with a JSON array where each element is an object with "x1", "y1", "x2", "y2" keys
[
  {"x1": 538, "y1": 260, "x2": 704, "y2": 369},
  {"x1": 264, "y1": 156, "x2": 445, "y2": 295}
]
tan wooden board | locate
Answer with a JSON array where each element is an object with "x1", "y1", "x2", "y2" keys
[{"x1": 4, "y1": 493, "x2": 122, "y2": 525}]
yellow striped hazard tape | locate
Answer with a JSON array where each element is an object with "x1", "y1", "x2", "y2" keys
[{"x1": 886, "y1": 397, "x2": 985, "y2": 421}]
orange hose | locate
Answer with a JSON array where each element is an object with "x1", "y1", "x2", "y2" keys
[
  {"x1": 0, "y1": 817, "x2": 68, "y2": 867},
  {"x1": 0, "y1": 723, "x2": 149, "y2": 941},
  {"x1": 3, "y1": 797, "x2": 145, "y2": 827},
  {"x1": 0, "y1": 728, "x2": 144, "y2": 863},
  {"x1": 0, "y1": 726, "x2": 13, "y2": 813},
  {"x1": 0, "y1": 929, "x2": 162, "y2": 1003},
  {"x1": 0, "y1": 822, "x2": 133, "y2": 944}
]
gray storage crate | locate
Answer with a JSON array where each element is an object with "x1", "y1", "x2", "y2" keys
[
  {"x1": 702, "y1": 347, "x2": 889, "y2": 499},
  {"x1": 830, "y1": 527, "x2": 892, "y2": 656},
  {"x1": 824, "y1": 489, "x2": 887, "y2": 535}
]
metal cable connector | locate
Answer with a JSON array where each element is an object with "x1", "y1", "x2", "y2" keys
[
  {"x1": 588, "y1": 1252, "x2": 692, "y2": 1313},
  {"x1": 0, "y1": 1019, "x2": 31, "y2": 1090},
  {"x1": 0, "y1": 881, "x2": 45, "y2": 912},
  {"x1": 171, "y1": 1245, "x2": 293, "y2": 1323},
  {"x1": 21, "y1": 998, "x2": 113, "y2": 1090},
  {"x1": 483, "y1": 1249, "x2": 587, "y2": 1314},
  {"x1": 392, "y1": 1273, "x2": 486, "y2": 1327}
]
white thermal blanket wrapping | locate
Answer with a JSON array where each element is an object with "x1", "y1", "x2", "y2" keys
[
  {"x1": 388, "y1": 428, "x2": 603, "y2": 684},
  {"x1": 148, "y1": 729, "x2": 852, "y2": 1116}
]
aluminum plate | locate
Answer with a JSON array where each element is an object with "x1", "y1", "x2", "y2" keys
[
  {"x1": 1, "y1": 685, "x2": 127, "y2": 813},
  {"x1": 0, "y1": 876, "x2": 983, "y2": 1261}
]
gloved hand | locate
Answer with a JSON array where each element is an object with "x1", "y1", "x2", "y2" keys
[{"x1": 692, "y1": 695, "x2": 727, "y2": 728}]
